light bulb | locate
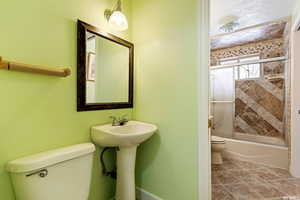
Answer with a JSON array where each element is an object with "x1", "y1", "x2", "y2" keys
[{"x1": 108, "y1": 11, "x2": 128, "y2": 31}]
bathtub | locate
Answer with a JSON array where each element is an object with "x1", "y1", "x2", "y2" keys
[{"x1": 222, "y1": 137, "x2": 289, "y2": 169}]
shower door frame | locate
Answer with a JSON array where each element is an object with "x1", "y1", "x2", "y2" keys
[
  {"x1": 210, "y1": 66, "x2": 235, "y2": 139},
  {"x1": 210, "y1": 56, "x2": 288, "y2": 145}
]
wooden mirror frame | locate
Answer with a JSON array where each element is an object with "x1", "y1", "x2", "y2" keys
[{"x1": 77, "y1": 20, "x2": 134, "y2": 111}]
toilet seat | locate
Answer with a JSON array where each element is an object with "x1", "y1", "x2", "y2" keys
[{"x1": 211, "y1": 136, "x2": 225, "y2": 144}]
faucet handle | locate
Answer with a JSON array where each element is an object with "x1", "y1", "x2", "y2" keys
[
  {"x1": 109, "y1": 116, "x2": 118, "y2": 126},
  {"x1": 110, "y1": 115, "x2": 128, "y2": 126},
  {"x1": 119, "y1": 114, "x2": 129, "y2": 125},
  {"x1": 110, "y1": 116, "x2": 117, "y2": 120}
]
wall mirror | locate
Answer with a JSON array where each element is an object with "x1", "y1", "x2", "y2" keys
[{"x1": 77, "y1": 20, "x2": 133, "y2": 111}]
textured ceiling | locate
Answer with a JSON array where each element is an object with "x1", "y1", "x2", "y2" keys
[
  {"x1": 211, "y1": 21, "x2": 287, "y2": 50},
  {"x1": 210, "y1": 0, "x2": 295, "y2": 36}
]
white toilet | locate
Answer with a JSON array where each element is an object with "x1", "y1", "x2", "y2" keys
[
  {"x1": 211, "y1": 136, "x2": 226, "y2": 165},
  {"x1": 6, "y1": 143, "x2": 95, "y2": 200}
]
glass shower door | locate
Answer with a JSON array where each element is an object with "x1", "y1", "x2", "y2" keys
[{"x1": 210, "y1": 67, "x2": 235, "y2": 138}]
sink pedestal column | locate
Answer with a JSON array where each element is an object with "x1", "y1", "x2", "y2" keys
[{"x1": 116, "y1": 145, "x2": 137, "y2": 200}]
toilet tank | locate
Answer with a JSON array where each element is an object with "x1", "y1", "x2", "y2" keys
[{"x1": 6, "y1": 143, "x2": 95, "y2": 200}]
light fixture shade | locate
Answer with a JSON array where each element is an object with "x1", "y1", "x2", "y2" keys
[{"x1": 108, "y1": 11, "x2": 128, "y2": 31}]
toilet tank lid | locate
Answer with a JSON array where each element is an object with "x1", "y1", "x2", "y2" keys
[{"x1": 6, "y1": 143, "x2": 95, "y2": 173}]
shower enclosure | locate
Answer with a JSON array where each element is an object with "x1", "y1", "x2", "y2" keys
[{"x1": 210, "y1": 57, "x2": 289, "y2": 146}]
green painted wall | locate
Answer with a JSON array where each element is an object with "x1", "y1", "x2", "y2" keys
[
  {"x1": 0, "y1": 0, "x2": 132, "y2": 199},
  {"x1": 131, "y1": 0, "x2": 200, "y2": 199}
]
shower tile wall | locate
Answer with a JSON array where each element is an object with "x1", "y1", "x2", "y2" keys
[{"x1": 211, "y1": 38, "x2": 287, "y2": 144}]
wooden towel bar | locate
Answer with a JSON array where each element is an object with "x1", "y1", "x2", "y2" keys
[{"x1": 0, "y1": 56, "x2": 71, "y2": 77}]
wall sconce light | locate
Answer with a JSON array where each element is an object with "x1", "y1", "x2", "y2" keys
[{"x1": 104, "y1": 0, "x2": 128, "y2": 31}]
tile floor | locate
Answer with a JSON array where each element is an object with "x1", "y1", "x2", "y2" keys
[{"x1": 212, "y1": 157, "x2": 300, "y2": 200}]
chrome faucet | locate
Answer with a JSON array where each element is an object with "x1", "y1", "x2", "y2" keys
[
  {"x1": 110, "y1": 116, "x2": 119, "y2": 126},
  {"x1": 110, "y1": 115, "x2": 129, "y2": 126}
]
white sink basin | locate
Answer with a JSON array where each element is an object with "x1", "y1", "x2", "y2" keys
[
  {"x1": 91, "y1": 120, "x2": 157, "y2": 200},
  {"x1": 91, "y1": 121, "x2": 157, "y2": 147}
]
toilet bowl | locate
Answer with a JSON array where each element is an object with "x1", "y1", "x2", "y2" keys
[
  {"x1": 211, "y1": 136, "x2": 226, "y2": 165},
  {"x1": 6, "y1": 143, "x2": 95, "y2": 200}
]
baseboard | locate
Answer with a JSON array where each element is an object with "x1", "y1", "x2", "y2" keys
[
  {"x1": 136, "y1": 187, "x2": 163, "y2": 200},
  {"x1": 108, "y1": 187, "x2": 163, "y2": 200}
]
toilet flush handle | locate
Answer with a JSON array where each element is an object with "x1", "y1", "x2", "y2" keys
[{"x1": 26, "y1": 169, "x2": 48, "y2": 178}]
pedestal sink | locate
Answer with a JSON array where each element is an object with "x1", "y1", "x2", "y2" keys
[{"x1": 91, "y1": 121, "x2": 157, "y2": 200}]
